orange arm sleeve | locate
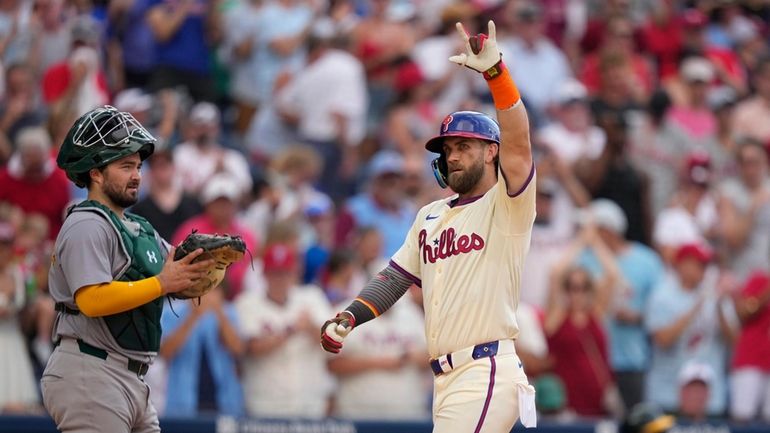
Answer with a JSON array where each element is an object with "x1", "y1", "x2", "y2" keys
[{"x1": 74, "y1": 277, "x2": 162, "y2": 317}]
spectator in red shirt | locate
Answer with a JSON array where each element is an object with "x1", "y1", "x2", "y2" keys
[
  {"x1": 638, "y1": 0, "x2": 683, "y2": 81},
  {"x1": 679, "y1": 8, "x2": 747, "y2": 97},
  {"x1": 580, "y1": 16, "x2": 654, "y2": 103},
  {"x1": 0, "y1": 127, "x2": 70, "y2": 240},
  {"x1": 41, "y1": 16, "x2": 109, "y2": 145},
  {"x1": 729, "y1": 271, "x2": 770, "y2": 423},
  {"x1": 173, "y1": 174, "x2": 258, "y2": 300},
  {"x1": 545, "y1": 222, "x2": 621, "y2": 417}
]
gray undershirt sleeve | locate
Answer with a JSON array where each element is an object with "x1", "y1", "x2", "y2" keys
[{"x1": 343, "y1": 264, "x2": 413, "y2": 326}]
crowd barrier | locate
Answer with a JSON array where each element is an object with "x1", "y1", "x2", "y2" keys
[{"x1": 1, "y1": 415, "x2": 768, "y2": 433}]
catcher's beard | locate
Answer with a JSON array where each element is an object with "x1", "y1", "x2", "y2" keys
[
  {"x1": 447, "y1": 157, "x2": 485, "y2": 194},
  {"x1": 102, "y1": 176, "x2": 140, "y2": 208}
]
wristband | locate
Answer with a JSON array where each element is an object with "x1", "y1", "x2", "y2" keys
[{"x1": 485, "y1": 62, "x2": 521, "y2": 110}]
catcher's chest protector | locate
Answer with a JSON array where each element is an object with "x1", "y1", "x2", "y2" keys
[{"x1": 69, "y1": 200, "x2": 165, "y2": 352}]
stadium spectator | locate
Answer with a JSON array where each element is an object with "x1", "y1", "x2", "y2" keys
[
  {"x1": 173, "y1": 102, "x2": 253, "y2": 197},
  {"x1": 41, "y1": 16, "x2": 109, "y2": 142},
  {"x1": 677, "y1": 362, "x2": 717, "y2": 423},
  {"x1": 545, "y1": 221, "x2": 621, "y2": 417},
  {"x1": 729, "y1": 271, "x2": 770, "y2": 423},
  {"x1": 350, "y1": 0, "x2": 416, "y2": 127},
  {"x1": 328, "y1": 296, "x2": 430, "y2": 421},
  {"x1": 159, "y1": 285, "x2": 244, "y2": 417},
  {"x1": 130, "y1": 149, "x2": 202, "y2": 241},
  {"x1": 0, "y1": 222, "x2": 39, "y2": 413},
  {"x1": 580, "y1": 15, "x2": 653, "y2": 105},
  {"x1": 335, "y1": 150, "x2": 415, "y2": 258},
  {"x1": 715, "y1": 140, "x2": 770, "y2": 281},
  {"x1": 733, "y1": 57, "x2": 770, "y2": 144},
  {"x1": 235, "y1": 243, "x2": 334, "y2": 418},
  {"x1": 537, "y1": 79, "x2": 606, "y2": 165},
  {"x1": 173, "y1": 174, "x2": 258, "y2": 300},
  {"x1": 230, "y1": 0, "x2": 312, "y2": 135},
  {"x1": 319, "y1": 248, "x2": 357, "y2": 307},
  {"x1": 275, "y1": 24, "x2": 367, "y2": 199},
  {"x1": 106, "y1": 0, "x2": 159, "y2": 90},
  {"x1": 499, "y1": 0, "x2": 573, "y2": 124},
  {"x1": 665, "y1": 57, "x2": 717, "y2": 143},
  {"x1": 146, "y1": 0, "x2": 219, "y2": 102},
  {"x1": 579, "y1": 199, "x2": 665, "y2": 409},
  {"x1": 0, "y1": 63, "x2": 44, "y2": 145},
  {"x1": 0, "y1": 127, "x2": 70, "y2": 240},
  {"x1": 653, "y1": 152, "x2": 718, "y2": 265},
  {"x1": 576, "y1": 110, "x2": 652, "y2": 245},
  {"x1": 645, "y1": 242, "x2": 736, "y2": 416}
]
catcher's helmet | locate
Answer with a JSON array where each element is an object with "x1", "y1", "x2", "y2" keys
[
  {"x1": 57, "y1": 105, "x2": 156, "y2": 188},
  {"x1": 424, "y1": 111, "x2": 500, "y2": 189},
  {"x1": 621, "y1": 403, "x2": 676, "y2": 433}
]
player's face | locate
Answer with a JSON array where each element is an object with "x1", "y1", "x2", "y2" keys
[
  {"x1": 442, "y1": 137, "x2": 492, "y2": 194},
  {"x1": 100, "y1": 153, "x2": 142, "y2": 208}
]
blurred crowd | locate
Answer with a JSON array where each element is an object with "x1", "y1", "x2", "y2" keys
[{"x1": 0, "y1": 0, "x2": 769, "y2": 427}]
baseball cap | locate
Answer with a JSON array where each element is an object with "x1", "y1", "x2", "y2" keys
[
  {"x1": 304, "y1": 194, "x2": 333, "y2": 218},
  {"x1": 675, "y1": 242, "x2": 714, "y2": 264},
  {"x1": 200, "y1": 174, "x2": 241, "y2": 205},
  {"x1": 556, "y1": 79, "x2": 588, "y2": 106},
  {"x1": 0, "y1": 222, "x2": 15, "y2": 243},
  {"x1": 678, "y1": 362, "x2": 714, "y2": 387},
  {"x1": 394, "y1": 62, "x2": 424, "y2": 93},
  {"x1": 587, "y1": 199, "x2": 628, "y2": 235},
  {"x1": 681, "y1": 57, "x2": 715, "y2": 83},
  {"x1": 683, "y1": 151, "x2": 712, "y2": 186},
  {"x1": 369, "y1": 150, "x2": 405, "y2": 179},
  {"x1": 189, "y1": 102, "x2": 220, "y2": 124},
  {"x1": 263, "y1": 243, "x2": 298, "y2": 273},
  {"x1": 114, "y1": 88, "x2": 152, "y2": 113}
]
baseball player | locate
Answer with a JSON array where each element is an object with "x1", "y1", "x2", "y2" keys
[
  {"x1": 321, "y1": 20, "x2": 538, "y2": 432},
  {"x1": 41, "y1": 106, "x2": 214, "y2": 433}
]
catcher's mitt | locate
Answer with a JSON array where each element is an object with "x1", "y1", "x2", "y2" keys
[{"x1": 171, "y1": 231, "x2": 247, "y2": 299}]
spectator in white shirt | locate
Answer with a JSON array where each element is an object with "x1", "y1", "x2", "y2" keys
[
  {"x1": 276, "y1": 24, "x2": 368, "y2": 200},
  {"x1": 173, "y1": 102, "x2": 253, "y2": 197}
]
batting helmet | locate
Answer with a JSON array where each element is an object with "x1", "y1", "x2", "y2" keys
[
  {"x1": 57, "y1": 105, "x2": 156, "y2": 188},
  {"x1": 620, "y1": 403, "x2": 675, "y2": 433},
  {"x1": 424, "y1": 111, "x2": 500, "y2": 189}
]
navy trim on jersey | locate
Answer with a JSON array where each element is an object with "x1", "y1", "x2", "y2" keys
[
  {"x1": 389, "y1": 260, "x2": 422, "y2": 287},
  {"x1": 504, "y1": 162, "x2": 536, "y2": 198}
]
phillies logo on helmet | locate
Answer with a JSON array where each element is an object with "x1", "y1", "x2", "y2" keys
[{"x1": 441, "y1": 115, "x2": 454, "y2": 133}]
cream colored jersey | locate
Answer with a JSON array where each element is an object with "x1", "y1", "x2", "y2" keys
[{"x1": 390, "y1": 167, "x2": 536, "y2": 358}]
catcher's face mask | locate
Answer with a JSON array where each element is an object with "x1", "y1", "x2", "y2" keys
[{"x1": 57, "y1": 105, "x2": 156, "y2": 187}]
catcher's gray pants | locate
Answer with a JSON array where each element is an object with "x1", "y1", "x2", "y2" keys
[{"x1": 41, "y1": 338, "x2": 160, "y2": 433}]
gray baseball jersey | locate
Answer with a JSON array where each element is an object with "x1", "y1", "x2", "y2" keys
[{"x1": 49, "y1": 211, "x2": 169, "y2": 363}]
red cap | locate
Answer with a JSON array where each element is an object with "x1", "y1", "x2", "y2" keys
[
  {"x1": 684, "y1": 151, "x2": 712, "y2": 186},
  {"x1": 675, "y1": 242, "x2": 714, "y2": 264},
  {"x1": 394, "y1": 62, "x2": 424, "y2": 93},
  {"x1": 263, "y1": 244, "x2": 298, "y2": 273}
]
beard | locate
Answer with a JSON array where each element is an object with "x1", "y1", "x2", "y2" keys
[
  {"x1": 103, "y1": 176, "x2": 139, "y2": 208},
  {"x1": 447, "y1": 158, "x2": 484, "y2": 194}
]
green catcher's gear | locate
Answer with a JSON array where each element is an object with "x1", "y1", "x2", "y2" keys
[{"x1": 57, "y1": 105, "x2": 156, "y2": 188}]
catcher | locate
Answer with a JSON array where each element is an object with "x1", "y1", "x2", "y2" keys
[{"x1": 41, "y1": 106, "x2": 244, "y2": 433}]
